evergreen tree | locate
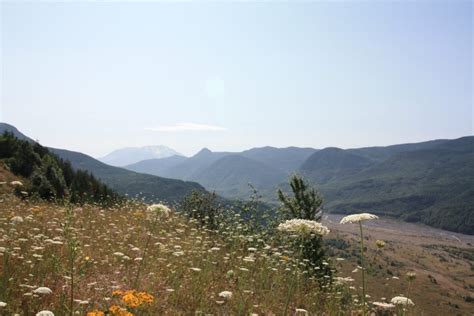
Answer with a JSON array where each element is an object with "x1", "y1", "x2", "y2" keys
[
  {"x1": 278, "y1": 175, "x2": 330, "y2": 278},
  {"x1": 277, "y1": 174, "x2": 323, "y2": 221}
]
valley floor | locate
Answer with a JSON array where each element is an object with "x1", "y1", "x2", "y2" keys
[{"x1": 324, "y1": 214, "x2": 474, "y2": 316}]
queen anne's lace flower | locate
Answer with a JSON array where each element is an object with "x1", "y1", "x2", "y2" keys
[
  {"x1": 36, "y1": 311, "x2": 54, "y2": 316},
  {"x1": 218, "y1": 291, "x2": 233, "y2": 299},
  {"x1": 372, "y1": 302, "x2": 396, "y2": 309},
  {"x1": 390, "y1": 296, "x2": 415, "y2": 306},
  {"x1": 277, "y1": 219, "x2": 330, "y2": 236},
  {"x1": 339, "y1": 213, "x2": 378, "y2": 224},
  {"x1": 33, "y1": 287, "x2": 52, "y2": 294},
  {"x1": 146, "y1": 204, "x2": 171, "y2": 219}
]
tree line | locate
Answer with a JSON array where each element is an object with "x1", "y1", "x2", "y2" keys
[{"x1": 0, "y1": 131, "x2": 120, "y2": 205}]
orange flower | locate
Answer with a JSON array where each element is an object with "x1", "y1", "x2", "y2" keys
[
  {"x1": 112, "y1": 290, "x2": 125, "y2": 297},
  {"x1": 121, "y1": 291, "x2": 140, "y2": 308},
  {"x1": 109, "y1": 305, "x2": 133, "y2": 316},
  {"x1": 86, "y1": 311, "x2": 105, "y2": 316},
  {"x1": 136, "y1": 291, "x2": 154, "y2": 304}
]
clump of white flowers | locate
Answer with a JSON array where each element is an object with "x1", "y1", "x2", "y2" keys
[
  {"x1": 10, "y1": 216, "x2": 24, "y2": 224},
  {"x1": 33, "y1": 287, "x2": 52, "y2": 295},
  {"x1": 36, "y1": 311, "x2": 54, "y2": 316},
  {"x1": 146, "y1": 203, "x2": 171, "y2": 219},
  {"x1": 391, "y1": 296, "x2": 415, "y2": 306},
  {"x1": 339, "y1": 213, "x2": 378, "y2": 224},
  {"x1": 218, "y1": 290, "x2": 233, "y2": 300},
  {"x1": 406, "y1": 271, "x2": 417, "y2": 281},
  {"x1": 277, "y1": 219, "x2": 330, "y2": 236}
]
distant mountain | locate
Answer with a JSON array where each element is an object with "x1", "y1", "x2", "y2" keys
[
  {"x1": 125, "y1": 155, "x2": 186, "y2": 176},
  {"x1": 0, "y1": 122, "x2": 33, "y2": 141},
  {"x1": 99, "y1": 145, "x2": 183, "y2": 166},
  {"x1": 240, "y1": 146, "x2": 317, "y2": 174},
  {"x1": 128, "y1": 147, "x2": 316, "y2": 199},
  {"x1": 0, "y1": 123, "x2": 204, "y2": 203},
  {"x1": 346, "y1": 139, "x2": 450, "y2": 162},
  {"x1": 4, "y1": 122, "x2": 472, "y2": 234},
  {"x1": 300, "y1": 147, "x2": 373, "y2": 184},
  {"x1": 301, "y1": 137, "x2": 474, "y2": 234},
  {"x1": 161, "y1": 148, "x2": 231, "y2": 180},
  {"x1": 51, "y1": 148, "x2": 205, "y2": 203},
  {"x1": 192, "y1": 154, "x2": 288, "y2": 198}
]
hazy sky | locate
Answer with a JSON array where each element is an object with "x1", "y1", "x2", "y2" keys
[{"x1": 1, "y1": 1, "x2": 472, "y2": 157}]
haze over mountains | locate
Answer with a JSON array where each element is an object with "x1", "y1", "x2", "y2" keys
[
  {"x1": 99, "y1": 145, "x2": 183, "y2": 166},
  {"x1": 125, "y1": 137, "x2": 474, "y2": 234},
  {"x1": 0, "y1": 123, "x2": 204, "y2": 203},
  {"x1": 1, "y1": 122, "x2": 472, "y2": 234}
]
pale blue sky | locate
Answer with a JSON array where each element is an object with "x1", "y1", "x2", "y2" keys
[{"x1": 1, "y1": 1, "x2": 472, "y2": 157}]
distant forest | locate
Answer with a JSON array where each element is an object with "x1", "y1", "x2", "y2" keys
[{"x1": 0, "y1": 132, "x2": 119, "y2": 205}]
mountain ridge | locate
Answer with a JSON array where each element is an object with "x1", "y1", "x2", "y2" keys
[{"x1": 99, "y1": 145, "x2": 183, "y2": 167}]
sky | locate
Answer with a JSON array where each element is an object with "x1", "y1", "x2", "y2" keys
[{"x1": 1, "y1": 0, "x2": 472, "y2": 158}]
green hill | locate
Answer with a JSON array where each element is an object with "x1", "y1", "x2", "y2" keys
[
  {"x1": 300, "y1": 147, "x2": 374, "y2": 184},
  {"x1": 240, "y1": 146, "x2": 317, "y2": 174},
  {"x1": 303, "y1": 137, "x2": 474, "y2": 234},
  {"x1": 192, "y1": 154, "x2": 287, "y2": 199},
  {"x1": 0, "y1": 131, "x2": 118, "y2": 204},
  {"x1": 50, "y1": 147, "x2": 205, "y2": 203},
  {"x1": 0, "y1": 123, "x2": 205, "y2": 204},
  {"x1": 125, "y1": 155, "x2": 186, "y2": 176}
]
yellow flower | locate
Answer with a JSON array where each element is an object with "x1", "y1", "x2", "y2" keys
[
  {"x1": 86, "y1": 311, "x2": 104, "y2": 316},
  {"x1": 122, "y1": 291, "x2": 140, "y2": 308},
  {"x1": 119, "y1": 290, "x2": 154, "y2": 308},
  {"x1": 112, "y1": 290, "x2": 125, "y2": 297},
  {"x1": 108, "y1": 305, "x2": 133, "y2": 316},
  {"x1": 136, "y1": 291, "x2": 154, "y2": 304}
]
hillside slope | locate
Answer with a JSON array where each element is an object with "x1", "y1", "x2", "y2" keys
[
  {"x1": 300, "y1": 147, "x2": 374, "y2": 184},
  {"x1": 161, "y1": 148, "x2": 231, "y2": 180},
  {"x1": 0, "y1": 122, "x2": 205, "y2": 203},
  {"x1": 309, "y1": 137, "x2": 474, "y2": 234},
  {"x1": 192, "y1": 154, "x2": 287, "y2": 198},
  {"x1": 51, "y1": 148, "x2": 205, "y2": 203},
  {"x1": 99, "y1": 145, "x2": 183, "y2": 166},
  {"x1": 125, "y1": 155, "x2": 186, "y2": 176},
  {"x1": 240, "y1": 146, "x2": 317, "y2": 174}
]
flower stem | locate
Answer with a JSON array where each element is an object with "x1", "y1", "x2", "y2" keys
[{"x1": 359, "y1": 221, "x2": 366, "y2": 316}]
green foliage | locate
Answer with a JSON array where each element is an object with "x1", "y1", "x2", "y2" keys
[
  {"x1": 181, "y1": 190, "x2": 223, "y2": 230},
  {"x1": 278, "y1": 175, "x2": 330, "y2": 277},
  {"x1": 0, "y1": 132, "x2": 119, "y2": 205},
  {"x1": 51, "y1": 147, "x2": 205, "y2": 204},
  {"x1": 278, "y1": 175, "x2": 323, "y2": 220}
]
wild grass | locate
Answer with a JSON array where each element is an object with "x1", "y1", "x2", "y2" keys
[{"x1": 0, "y1": 191, "x2": 356, "y2": 315}]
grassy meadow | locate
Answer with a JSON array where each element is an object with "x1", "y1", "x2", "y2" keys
[{"x1": 1, "y1": 169, "x2": 470, "y2": 315}]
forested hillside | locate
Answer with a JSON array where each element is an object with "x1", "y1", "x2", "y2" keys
[{"x1": 0, "y1": 132, "x2": 118, "y2": 204}]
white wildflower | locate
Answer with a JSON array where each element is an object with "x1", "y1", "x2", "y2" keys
[
  {"x1": 33, "y1": 287, "x2": 52, "y2": 294},
  {"x1": 373, "y1": 302, "x2": 396, "y2": 309},
  {"x1": 146, "y1": 203, "x2": 171, "y2": 219},
  {"x1": 10, "y1": 216, "x2": 24, "y2": 224},
  {"x1": 36, "y1": 311, "x2": 54, "y2": 316},
  {"x1": 340, "y1": 213, "x2": 378, "y2": 224},
  {"x1": 218, "y1": 291, "x2": 233, "y2": 299},
  {"x1": 277, "y1": 219, "x2": 330, "y2": 236},
  {"x1": 391, "y1": 296, "x2": 415, "y2": 306},
  {"x1": 0, "y1": 301, "x2": 6, "y2": 307}
]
